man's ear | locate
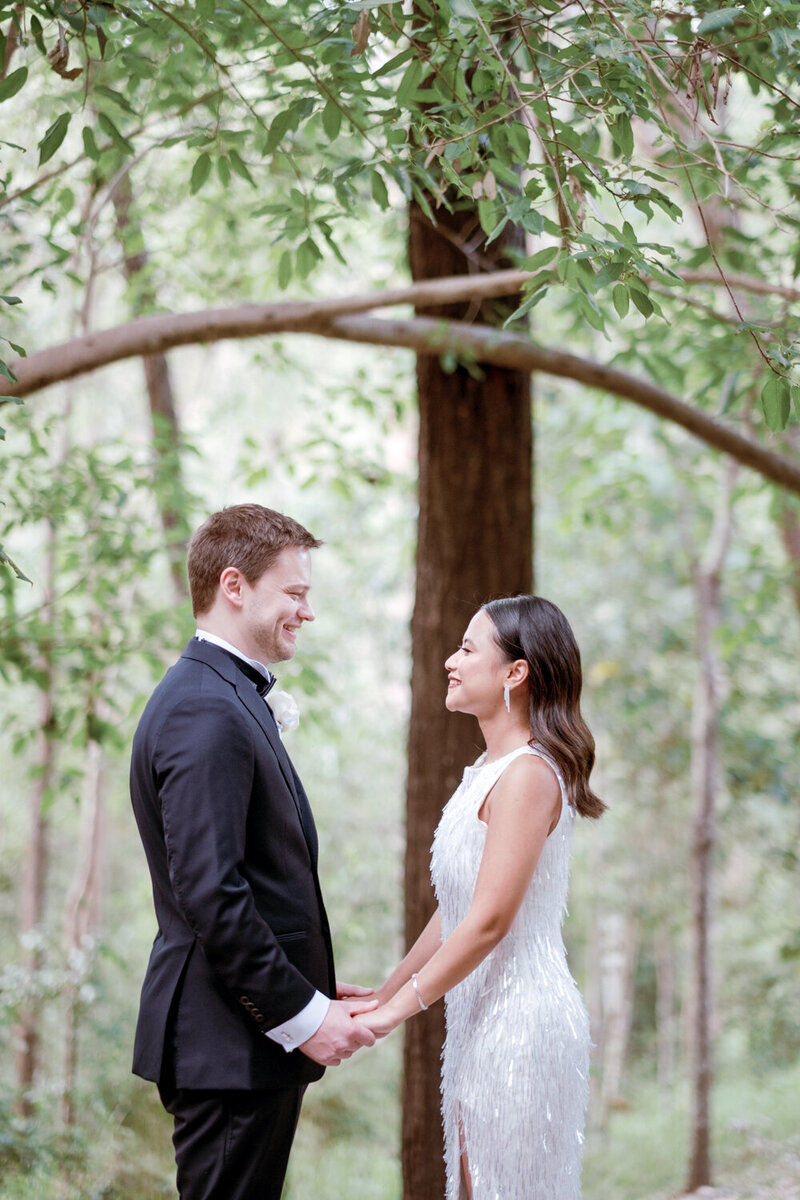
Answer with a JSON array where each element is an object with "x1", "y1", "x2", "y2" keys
[{"x1": 219, "y1": 566, "x2": 245, "y2": 608}]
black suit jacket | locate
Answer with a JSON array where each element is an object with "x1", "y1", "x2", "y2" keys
[{"x1": 130, "y1": 639, "x2": 336, "y2": 1090}]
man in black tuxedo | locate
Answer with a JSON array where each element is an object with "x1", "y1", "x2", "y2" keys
[{"x1": 130, "y1": 504, "x2": 375, "y2": 1200}]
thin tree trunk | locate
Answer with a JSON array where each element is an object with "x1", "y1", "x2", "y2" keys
[
  {"x1": 597, "y1": 911, "x2": 638, "y2": 1113},
  {"x1": 61, "y1": 729, "x2": 106, "y2": 1126},
  {"x1": 686, "y1": 459, "x2": 737, "y2": 1191},
  {"x1": 111, "y1": 173, "x2": 188, "y2": 599},
  {"x1": 403, "y1": 197, "x2": 532, "y2": 1198},
  {"x1": 655, "y1": 929, "x2": 676, "y2": 1092},
  {"x1": 776, "y1": 428, "x2": 800, "y2": 616},
  {"x1": 14, "y1": 523, "x2": 57, "y2": 1116}
]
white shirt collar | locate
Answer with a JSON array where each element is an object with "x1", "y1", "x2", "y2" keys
[{"x1": 194, "y1": 629, "x2": 273, "y2": 684}]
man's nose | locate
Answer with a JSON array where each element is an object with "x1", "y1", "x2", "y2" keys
[{"x1": 300, "y1": 599, "x2": 315, "y2": 621}]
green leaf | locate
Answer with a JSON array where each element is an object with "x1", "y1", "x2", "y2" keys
[
  {"x1": 97, "y1": 111, "x2": 133, "y2": 156},
  {"x1": 612, "y1": 285, "x2": 629, "y2": 318},
  {"x1": 82, "y1": 126, "x2": 100, "y2": 161},
  {"x1": 0, "y1": 66, "x2": 27, "y2": 104},
  {"x1": 613, "y1": 114, "x2": 634, "y2": 159},
  {"x1": 228, "y1": 149, "x2": 255, "y2": 186},
  {"x1": 594, "y1": 261, "x2": 625, "y2": 288},
  {"x1": 265, "y1": 108, "x2": 296, "y2": 154},
  {"x1": 760, "y1": 374, "x2": 791, "y2": 432},
  {"x1": 322, "y1": 101, "x2": 342, "y2": 142},
  {"x1": 370, "y1": 170, "x2": 389, "y2": 209},
  {"x1": 525, "y1": 246, "x2": 558, "y2": 272},
  {"x1": 277, "y1": 250, "x2": 292, "y2": 291},
  {"x1": 1, "y1": 294, "x2": 22, "y2": 306},
  {"x1": 629, "y1": 288, "x2": 653, "y2": 318},
  {"x1": 697, "y1": 9, "x2": 740, "y2": 35},
  {"x1": 94, "y1": 84, "x2": 137, "y2": 115},
  {"x1": 507, "y1": 120, "x2": 530, "y2": 163},
  {"x1": 197, "y1": 0, "x2": 216, "y2": 16},
  {"x1": 216, "y1": 155, "x2": 231, "y2": 186},
  {"x1": 38, "y1": 113, "x2": 71, "y2": 166},
  {"x1": 295, "y1": 237, "x2": 322, "y2": 279},
  {"x1": 190, "y1": 152, "x2": 212, "y2": 194},
  {"x1": 396, "y1": 58, "x2": 423, "y2": 107},
  {"x1": 371, "y1": 47, "x2": 414, "y2": 79}
]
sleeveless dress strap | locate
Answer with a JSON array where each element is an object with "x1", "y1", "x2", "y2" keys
[{"x1": 479, "y1": 745, "x2": 569, "y2": 826}]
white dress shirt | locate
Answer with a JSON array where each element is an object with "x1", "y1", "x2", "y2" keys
[{"x1": 195, "y1": 629, "x2": 330, "y2": 1051}]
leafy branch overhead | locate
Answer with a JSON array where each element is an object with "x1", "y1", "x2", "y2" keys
[{"x1": 1, "y1": 0, "x2": 799, "y2": 431}]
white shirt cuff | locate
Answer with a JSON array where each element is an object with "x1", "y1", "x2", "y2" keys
[{"x1": 265, "y1": 990, "x2": 330, "y2": 1052}]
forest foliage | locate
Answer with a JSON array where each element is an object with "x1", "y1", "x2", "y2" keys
[{"x1": 1, "y1": 2, "x2": 799, "y2": 1198}]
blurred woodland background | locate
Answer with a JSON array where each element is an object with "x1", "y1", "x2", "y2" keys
[{"x1": 1, "y1": 2, "x2": 799, "y2": 1198}]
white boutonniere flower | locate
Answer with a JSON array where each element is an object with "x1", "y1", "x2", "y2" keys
[{"x1": 269, "y1": 689, "x2": 300, "y2": 735}]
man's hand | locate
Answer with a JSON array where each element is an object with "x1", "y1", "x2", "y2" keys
[
  {"x1": 298, "y1": 997, "x2": 378, "y2": 1066},
  {"x1": 336, "y1": 980, "x2": 374, "y2": 1002}
]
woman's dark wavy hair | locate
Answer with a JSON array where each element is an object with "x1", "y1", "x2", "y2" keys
[{"x1": 482, "y1": 595, "x2": 606, "y2": 819}]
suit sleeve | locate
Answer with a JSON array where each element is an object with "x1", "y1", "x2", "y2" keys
[{"x1": 152, "y1": 694, "x2": 316, "y2": 1030}]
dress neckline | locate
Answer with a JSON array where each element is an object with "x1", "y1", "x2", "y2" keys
[{"x1": 467, "y1": 744, "x2": 533, "y2": 772}]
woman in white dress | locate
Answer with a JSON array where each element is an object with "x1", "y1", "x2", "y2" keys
[{"x1": 360, "y1": 595, "x2": 606, "y2": 1199}]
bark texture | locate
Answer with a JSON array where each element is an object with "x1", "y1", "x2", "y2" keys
[{"x1": 402, "y1": 199, "x2": 533, "y2": 1199}]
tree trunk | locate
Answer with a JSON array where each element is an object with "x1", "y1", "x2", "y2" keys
[
  {"x1": 775, "y1": 428, "x2": 800, "y2": 617},
  {"x1": 14, "y1": 522, "x2": 57, "y2": 1116},
  {"x1": 686, "y1": 460, "x2": 737, "y2": 1192},
  {"x1": 61, "y1": 730, "x2": 106, "y2": 1126},
  {"x1": 111, "y1": 173, "x2": 189, "y2": 600},
  {"x1": 655, "y1": 929, "x2": 676, "y2": 1093},
  {"x1": 597, "y1": 911, "x2": 638, "y2": 1114},
  {"x1": 402, "y1": 198, "x2": 533, "y2": 1199}
]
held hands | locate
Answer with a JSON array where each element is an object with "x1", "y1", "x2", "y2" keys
[
  {"x1": 354, "y1": 1002, "x2": 403, "y2": 1039},
  {"x1": 353, "y1": 981, "x2": 410, "y2": 1040},
  {"x1": 298, "y1": 981, "x2": 378, "y2": 1067}
]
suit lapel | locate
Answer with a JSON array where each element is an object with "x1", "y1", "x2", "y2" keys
[{"x1": 182, "y1": 641, "x2": 319, "y2": 862}]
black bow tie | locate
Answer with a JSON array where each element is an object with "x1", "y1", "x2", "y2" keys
[
  {"x1": 211, "y1": 644, "x2": 276, "y2": 697},
  {"x1": 254, "y1": 671, "x2": 276, "y2": 698}
]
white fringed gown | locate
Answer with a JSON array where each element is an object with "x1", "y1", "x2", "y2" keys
[{"x1": 431, "y1": 745, "x2": 590, "y2": 1200}]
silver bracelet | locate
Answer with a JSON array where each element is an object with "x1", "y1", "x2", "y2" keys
[{"x1": 411, "y1": 972, "x2": 429, "y2": 1012}]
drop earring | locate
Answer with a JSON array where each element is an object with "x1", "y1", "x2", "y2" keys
[{"x1": 503, "y1": 684, "x2": 511, "y2": 713}]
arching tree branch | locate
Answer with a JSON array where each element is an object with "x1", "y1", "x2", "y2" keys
[
  {"x1": 322, "y1": 315, "x2": 800, "y2": 495},
  {"x1": 5, "y1": 274, "x2": 799, "y2": 495}
]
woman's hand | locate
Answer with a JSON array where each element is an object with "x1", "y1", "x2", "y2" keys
[{"x1": 355, "y1": 1002, "x2": 403, "y2": 1039}]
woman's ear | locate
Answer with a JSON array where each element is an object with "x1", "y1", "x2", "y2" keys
[{"x1": 506, "y1": 659, "x2": 529, "y2": 687}]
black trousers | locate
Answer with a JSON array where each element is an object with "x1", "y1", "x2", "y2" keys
[{"x1": 158, "y1": 1083, "x2": 306, "y2": 1200}]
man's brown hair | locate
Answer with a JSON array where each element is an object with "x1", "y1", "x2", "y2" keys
[{"x1": 187, "y1": 504, "x2": 322, "y2": 617}]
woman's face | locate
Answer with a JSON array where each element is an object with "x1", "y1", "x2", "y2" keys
[{"x1": 444, "y1": 609, "x2": 509, "y2": 718}]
